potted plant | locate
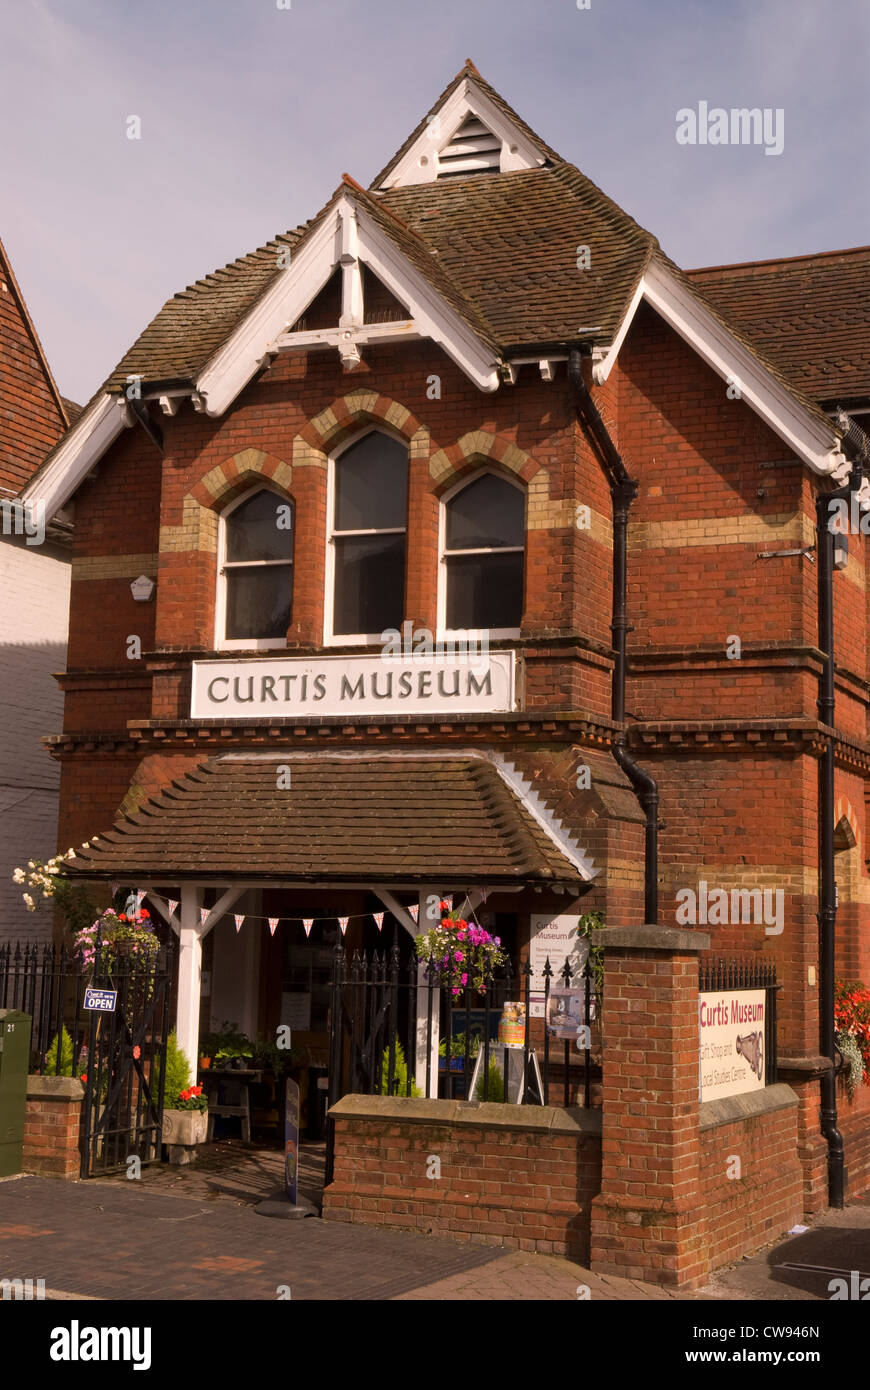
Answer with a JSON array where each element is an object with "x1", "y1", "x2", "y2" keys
[
  {"x1": 415, "y1": 902, "x2": 507, "y2": 995},
  {"x1": 73, "y1": 906, "x2": 160, "y2": 977},
  {"x1": 835, "y1": 980, "x2": 870, "y2": 1099},
  {"x1": 203, "y1": 1020, "x2": 253, "y2": 1068},
  {"x1": 160, "y1": 1031, "x2": 208, "y2": 1164}
]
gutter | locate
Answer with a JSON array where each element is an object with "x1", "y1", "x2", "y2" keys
[
  {"x1": 568, "y1": 347, "x2": 659, "y2": 923},
  {"x1": 816, "y1": 409, "x2": 870, "y2": 1208}
]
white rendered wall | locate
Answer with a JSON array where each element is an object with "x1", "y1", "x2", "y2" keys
[{"x1": 0, "y1": 537, "x2": 70, "y2": 945}]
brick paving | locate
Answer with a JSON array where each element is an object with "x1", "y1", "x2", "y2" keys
[{"x1": 0, "y1": 1165, "x2": 715, "y2": 1301}]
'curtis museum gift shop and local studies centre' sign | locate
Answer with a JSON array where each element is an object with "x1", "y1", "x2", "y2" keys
[
  {"x1": 191, "y1": 652, "x2": 516, "y2": 719},
  {"x1": 698, "y1": 990, "x2": 766, "y2": 1101}
]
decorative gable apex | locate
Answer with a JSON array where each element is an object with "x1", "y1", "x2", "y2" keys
[{"x1": 376, "y1": 73, "x2": 552, "y2": 190}]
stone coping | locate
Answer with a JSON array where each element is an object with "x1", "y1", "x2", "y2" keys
[
  {"x1": 589, "y1": 925, "x2": 711, "y2": 953},
  {"x1": 329, "y1": 1093, "x2": 602, "y2": 1137},
  {"x1": 698, "y1": 1083, "x2": 797, "y2": 1132},
  {"x1": 26, "y1": 1075, "x2": 85, "y2": 1101}
]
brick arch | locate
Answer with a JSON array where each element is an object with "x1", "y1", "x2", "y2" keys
[
  {"x1": 296, "y1": 390, "x2": 427, "y2": 466},
  {"x1": 835, "y1": 796, "x2": 861, "y2": 851},
  {"x1": 428, "y1": 430, "x2": 540, "y2": 495},
  {"x1": 189, "y1": 448, "x2": 294, "y2": 512}
]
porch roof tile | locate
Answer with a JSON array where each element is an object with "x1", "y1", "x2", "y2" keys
[{"x1": 65, "y1": 754, "x2": 586, "y2": 888}]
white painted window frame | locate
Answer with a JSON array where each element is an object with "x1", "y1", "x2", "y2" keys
[
  {"x1": 437, "y1": 466, "x2": 525, "y2": 644},
  {"x1": 215, "y1": 483, "x2": 294, "y2": 652},
  {"x1": 324, "y1": 425, "x2": 410, "y2": 648}
]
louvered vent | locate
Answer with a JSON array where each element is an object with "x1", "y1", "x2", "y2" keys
[{"x1": 436, "y1": 117, "x2": 501, "y2": 179}]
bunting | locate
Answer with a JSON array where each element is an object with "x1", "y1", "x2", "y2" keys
[
  {"x1": 303, "y1": 919, "x2": 314, "y2": 937},
  {"x1": 268, "y1": 917, "x2": 279, "y2": 936},
  {"x1": 200, "y1": 908, "x2": 209, "y2": 926},
  {"x1": 373, "y1": 912, "x2": 384, "y2": 931},
  {"x1": 234, "y1": 914, "x2": 245, "y2": 933},
  {"x1": 338, "y1": 917, "x2": 349, "y2": 935},
  {"x1": 409, "y1": 904, "x2": 419, "y2": 923},
  {"x1": 167, "y1": 899, "x2": 179, "y2": 919},
  {"x1": 128, "y1": 892, "x2": 454, "y2": 937}
]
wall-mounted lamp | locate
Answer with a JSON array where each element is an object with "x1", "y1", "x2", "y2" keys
[{"x1": 130, "y1": 574, "x2": 155, "y2": 601}]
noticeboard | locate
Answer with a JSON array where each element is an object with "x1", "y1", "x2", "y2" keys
[{"x1": 699, "y1": 990, "x2": 765, "y2": 1101}]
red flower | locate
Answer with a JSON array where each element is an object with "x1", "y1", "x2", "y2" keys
[
  {"x1": 132, "y1": 1045, "x2": 141, "y2": 1060},
  {"x1": 80, "y1": 1073, "x2": 87, "y2": 1083},
  {"x1": 138, "y1": 910, "x2": 150, "y2": 920},
  {"x1": 118, "y1": 913, "x2": 127, "y2": 923}
]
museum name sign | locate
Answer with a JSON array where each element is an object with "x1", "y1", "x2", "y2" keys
[
  {"x1": 698, "y1": 989, "x2": 766, "y2": 1102},
  {"x1": 190, "y1": 652, "x2": 517, "y2": 720}
]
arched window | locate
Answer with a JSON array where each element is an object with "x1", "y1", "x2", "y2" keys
[
  {"x1": 327, "y1": 430, "x2": 408, "y2": 641},
  {"x1": 217, "y1": 487, "x2": 294, "y2": 648},
  {"x1": 440, "y1": 471, "x2": 525, "y2": 634}
]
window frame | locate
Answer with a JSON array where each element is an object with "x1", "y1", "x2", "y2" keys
[
  {"x1": 324, "y1": 425, "x2": 410, "y2": 647},
  {"x1": 215, "y1": 483, "x2": 295, "y2": 652},
  {"x1": 437, "y1": 466, "x2": 526, "y2": 643}
]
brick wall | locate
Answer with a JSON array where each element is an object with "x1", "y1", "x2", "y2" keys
[
  {"x1": 698, "y1": 1090, "x2": 803, "y2": 1270},
  {"x1": 323, "y1": 1095, "x2": 602, "y2": 1259},
  {"x1": 22, "y1": 1076, "x2": 84, "y2": 1179}
]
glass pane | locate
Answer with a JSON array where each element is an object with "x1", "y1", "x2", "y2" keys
[
  {"x1": 446, "y1": 551, "x2": 524, "y2": 630},
  {"x1": 446, "y1": 473, "x2": 525, "y2": 550},
  {"x1": 335, "y1": 433, "x2": 408, "y2": 531},
  {"x1": 226, "y1": 564, "x2": 292, "y2": 640},
  {"x1": 333, "y1": 534, "x2": 405, "y2": 634},
  {"x1": 226, "y1": 491, "x2": 294, "y2": 562}
]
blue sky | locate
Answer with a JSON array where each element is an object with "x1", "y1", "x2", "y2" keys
[{"x1": 3, "y1": 0, "x2": 869, "y2": 404}]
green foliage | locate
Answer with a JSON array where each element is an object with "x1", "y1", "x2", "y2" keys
[
  {"x1": 577, "y1": 910, "x2": 605, "y2": 1004},
  {"x1": 201, "y1": 1020, "x2": 252, "y2": 1062},
  {"x1": 45, "y1": 1027, "x2": 74, "y2": 1077},
  {"x1": 837, "y1": 1032, "x2": 865, "y2": 1100},
  {"x1": 438, "y1": 1031, "x2": 481, "y2": 1058},
  {"x1": 380, "y1": 1040, "x2": 422, "y2": 1097},
  {"x1": 473, "y1": 1057, "x2": 505, "y2": 1102},
  {"x1": 159, "y1": 1030, "x2": 194, "y2": 1107},
  {"x1": 250, "y1": 1036, "x2": 301, "y2": 1076}
]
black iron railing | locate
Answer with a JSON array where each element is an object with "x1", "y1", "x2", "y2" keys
[
  {"x1": 698, "y1": 956, "x2": 780, "y2": 1084},
  {"x1": 327, "y1": 942, "x2": 600, "y2": 1114}
]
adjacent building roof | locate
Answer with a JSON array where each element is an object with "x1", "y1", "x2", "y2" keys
[
  {"x1": 689, "y1": 246, "x2": 870, "y2": 406},
  {"x1": 64, "y1": 754, "x2": 593, "y2": 888},
  {"x1": 0, "y1": 233, "x2": 70, "y2": 494}
]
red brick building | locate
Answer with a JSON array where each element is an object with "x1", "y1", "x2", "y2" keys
[{"x1": 20, "y1": 63, "x2": 870, "y2": 1233}]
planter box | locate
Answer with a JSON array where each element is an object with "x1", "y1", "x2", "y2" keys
[{"x1": 161, "y1": 1108, "x2": 208, "y2": 1165}]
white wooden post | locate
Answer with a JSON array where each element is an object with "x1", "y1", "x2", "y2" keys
[
  {"x1": 176, "y1": 885, "x2": 203, "y2": 1069},
  {"x1": 416, "y1": 887, "x2": 441, "y2": 1098}
]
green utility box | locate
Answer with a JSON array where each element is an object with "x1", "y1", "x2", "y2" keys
[{"x1": 0, "y1": 1010, "x2": 32, "y2": 1177}]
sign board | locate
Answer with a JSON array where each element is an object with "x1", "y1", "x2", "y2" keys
[
  {"x1": 529, "y1": 915, "x2": 587, "y2": 1017},
  {"x1": 284, "y1": 1077, "x2": 300, "y2": 1205},
  {"x1": 190, "y1": 651, "x2": 516, "y2": 720},
  {"x1": 83, "y1": 988, "x2": 117, "y2": 1013},
  {"x1": 699, "y1": 990, "x2": 765, "y2": 1101}
]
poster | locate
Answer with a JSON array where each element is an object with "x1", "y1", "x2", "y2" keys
[
  {"x1": 529, "y1": 915, "x2": 588, "y2": 1016},
  {"x1": 546, "y1": 987, "x2": 586, "y2": 1039},
  {"x1": 699, "y1": 990, "x2": 765, "y2": 1101}
]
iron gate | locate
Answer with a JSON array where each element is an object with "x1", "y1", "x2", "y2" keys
[{"x1": 81, "y1": 942, "x2": 174, "y2": 1178}]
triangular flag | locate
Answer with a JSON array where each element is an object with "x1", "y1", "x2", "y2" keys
[
  {"x1": 443, "y1": 894, "x2": 453, "y2": 911},
  {"x1": 234, "y1": 914, "x2": 245, "y2": 933},
  {"x1": 408, "y1": 904, "x2": 419, "y2": 923},
  {"x1": 167, "y1": 899, "x2": 179, "y2": 919},
  {"x1": 200, "y1": 908, "x2": 209, "y2": 925},
  {"x1": 134, "y1": 890, "x2": 146, "y2": 912},
  {"x1": 268, "y1": 917, "x2": 279, "y2": 936},
  {"x1": 303, "y1": 919, "x2": 314, "y2": 938},
  {"x1": 373, "y1": 912, "x2": 384, "y2": 931},
  {"x1": 338, "y1": 916, "x2": 349, "y2": 935},
  {"x1": 479, "y1": 888, "x2": 488, "y2": 903}
]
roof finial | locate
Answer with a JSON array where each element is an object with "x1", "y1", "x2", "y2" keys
[{"x1": 464, "y1": 58, "x2": 481, "y2": 77}]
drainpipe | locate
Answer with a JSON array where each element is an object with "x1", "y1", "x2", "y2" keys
[
  {"x1": 817, "y1": 411, "x2": 868, "y2": 1208},
  {"x1": 568, "y1": 347, "x2": 658, "y2": 923}
]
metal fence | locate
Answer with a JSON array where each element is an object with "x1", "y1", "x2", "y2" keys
[
  {"x1": 327, "y1": 943, "x2": 600, "y2": 1116},
  {"x1": 698, "y1": 956, "x2": 780, "y2": 1084},
  {"x1": 0, "y1": 938, "x2": 175, "y2": 1176}
]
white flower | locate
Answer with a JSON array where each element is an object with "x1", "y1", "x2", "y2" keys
[
  {"x1": 12, "y1": 868, "x2": 25, "y2": 883},
  {"x1": 42, "y1": 890, "x2": 51, "y2": 899},
  {"x1": 67, "y1": 848, "x2": 75, "y2": 859},
  {"x1": 27, "y1": 860, "x2": 35, "y2": 869},
  {"x1": 81, "y1": 842, "x2": 90, "y2": 851},
  {"x1": 23, "y1": 893, "x2": 35, "y2": 910}
]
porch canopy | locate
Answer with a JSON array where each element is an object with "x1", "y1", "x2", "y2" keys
[{"x1": 65, "y1": 751, "x2": 596, "y2": 1079}]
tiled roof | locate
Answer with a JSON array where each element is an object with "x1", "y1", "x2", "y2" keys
[
  {"x1": 380, "y1": 163, "x2": 656, "y2": 347},
  {"x1": 688, "y1": 246, "x2": 870, "y2": 404},
  {"x1": 0, "y1": 233, "x2": 69, "y2": 493},
  {"x1": 64, "y1": 754, "x2": 586, "y2": 886}
]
